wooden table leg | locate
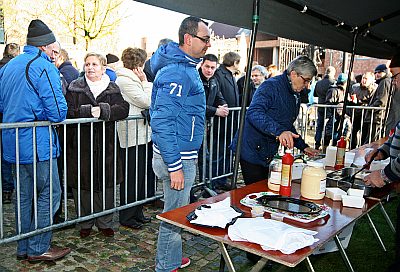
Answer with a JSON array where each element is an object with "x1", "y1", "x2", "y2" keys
[{"x1": 334, "y1": 234, "x2": 355, "y2": 272}]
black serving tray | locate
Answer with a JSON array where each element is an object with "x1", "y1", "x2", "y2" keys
[{"x1": 256, "y1": 195, "x2": 322, "y2": 215}]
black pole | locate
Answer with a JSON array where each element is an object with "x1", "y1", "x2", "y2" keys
[
  {"x1": 337, "y1": 29, "x2": 359, "y2": 138},
  {"x1": 231, "y1": 0, "x2": 260, "y2": 189}
]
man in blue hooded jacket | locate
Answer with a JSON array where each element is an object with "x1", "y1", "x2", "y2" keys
[
  {"x1": 150, "y1": 16, "x2": 211, "y2": 272},
  {"x1": 0, "y1": 19, "x2": 70, "y2": 262}
]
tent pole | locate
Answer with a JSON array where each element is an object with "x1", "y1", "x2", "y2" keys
[
  {"x1": 231, "y1": 0, "x2": 260, "y2": 189},
  {"x1": 337, "y1": 29, "x2": 359, "y2": 139}
]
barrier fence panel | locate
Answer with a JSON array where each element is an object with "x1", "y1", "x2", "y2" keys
[{"x1": 0, "y1": 115, "x2": 159, "y2": 245}]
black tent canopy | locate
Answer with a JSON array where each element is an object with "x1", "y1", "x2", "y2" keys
[{"x1": 134, "y1": 0, "x2": 400, "y2": 59}]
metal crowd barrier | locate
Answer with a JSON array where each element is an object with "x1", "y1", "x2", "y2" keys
[
  {"x1": 0, "y1": 115, "x2": 159, "y2": 245},
  {"x1": 0, "y1": 104, "x2": 387, "y2": 244}
]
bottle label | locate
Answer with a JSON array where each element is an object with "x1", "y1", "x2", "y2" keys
[
  {"x1": 270, "y1": 172, "x2": 281, "y2": 184},
  {"x1": 281, "y1": 164, "x2": 292, "y2": 186},
  {"x1": 320, "y1": 178, "x2": 326, "y2": 194},
  {"x1": 336, "y1": 147, "x2": 345, "y2": 165}
]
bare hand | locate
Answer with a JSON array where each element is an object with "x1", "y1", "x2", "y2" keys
[
  {"x1": 304, "y1": 147, "x2": 320, "y2": 157},
  {"x1": 215, "y1": 105, "x2": 229, "y2": 117},
  {"x1": 91, "y1": 106, "x2": 100, "y2": 118},
  {"x1": 133, "y1": 67, "x2": 147, "y2": 82},
  {"x1": 364, "y1": 171, "x2": 385, "y2": 188},
  {"x1": 365, "y1": 149, "x2": 384, "y2": 163},
  {"x1": 278, "y1": 131, "x2": 300, "y2": 149},
  {"x1": 169, "y1": 169, "x2": 185, "y2": 190}
]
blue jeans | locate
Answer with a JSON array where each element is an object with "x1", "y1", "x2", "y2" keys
[
  {"x1": 12, "y1": 159, "x2": 61, "y2": 256},
  {"x1": 2, "y1": 157, "x2": 14, "y2": 192},
  {"x1": 153, "y1": 152, "x2": 196, "y2": 272}
]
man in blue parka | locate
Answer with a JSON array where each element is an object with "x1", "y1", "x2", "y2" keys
[
  {"x1": 150, "y1": 16, "x2": 211, "y2": 272},
  {"x1": 231, "y1": 56, "x2": 319, "y2": 185},
  {"x1": 0, "y1": 19, "x2": 70, "y2": 262}
]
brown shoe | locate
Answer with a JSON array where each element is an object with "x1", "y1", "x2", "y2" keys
[
  {"x1": 27, "y1": 247, "x2": 71, "y2": 263},
  {"x1": 79, "y1": 228, "x2": 92, "y2": 238},
  {"x1": 99, "y1": 228, "x2": 114, "y2": 237}
]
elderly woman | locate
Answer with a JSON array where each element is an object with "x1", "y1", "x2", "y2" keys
[
  {"x1": 116, "y1": 47, "x2": 155, "y2": 229},
  {"x1": 66, "y1": 52, "x2": 129, "y2": 238}
]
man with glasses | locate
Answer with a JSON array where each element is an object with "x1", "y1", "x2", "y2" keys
[
  {"x1": 231, "y1": 55, "x2": 319, "y2": 262},
  {"x1": 149, "y1": 16, "x2": 211, "y2": 272},
  {"x1": 363, "y1": 55, "x2": 400, "y2": 271},
  {"x1": 232, "y1": 55, "x2": 319, "y2": 186},
  {"x1": 249, "y1": 65, "x2": 267, "y2": 105}
]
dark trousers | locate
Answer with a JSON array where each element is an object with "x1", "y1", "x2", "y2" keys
[
  {"x1": 119, "y1": 143, "x2": 155, "y2": 225},
  {"x1": 350, "y1": 115, "x2": 362, "y2": 149},
  {"x1": 72, "y1": 187, "x2": 114, "y2": 229},
  {"x1": 240, "y1": 159, "x2": 269, "y2": 185},
  {"x1": 361, "y1": 123, "x2": 381, "y2": 145},
  {"x1": 396, "y1": 201, "x2": 400, "y2": 260},
  {"x1": 315, "y1": 108, "x2": 326, "y2": 147},
  {"x1": 1, "y1": 157, "x2": 13, "y2": 191}
]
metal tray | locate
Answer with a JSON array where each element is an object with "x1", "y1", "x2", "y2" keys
[
  {"x1": 256, "y1": 195, "x2": 322, "y2": 215},
  {"x1": 326, "y1": 167, "x2": 372, "y2": 196}
]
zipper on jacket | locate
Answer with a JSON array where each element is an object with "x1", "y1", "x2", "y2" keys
[{"x1": 190, "y1": 116, "x2": 195, "y2": 141}]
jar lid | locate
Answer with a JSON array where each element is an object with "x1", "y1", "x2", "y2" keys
[{"x1": 306, "y1": 161, "x2": 324, "y2": 168}]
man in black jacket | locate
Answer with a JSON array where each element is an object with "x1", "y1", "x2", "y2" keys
[
  {"x1": 197, "y1": 54, "x2": 228, "y2": 189},
  {"x1": 314, "y1": 66, "x2": 336, "y2": 149},
  {"x1": 199, "y1": 54, "x2": 228, "y2": 119},
  {"x1": 212, "y1": 52, "x2": 240, "y2": 190},
  {"x1": 361, "y1": 64, "x2": 391, "y2": 144}
]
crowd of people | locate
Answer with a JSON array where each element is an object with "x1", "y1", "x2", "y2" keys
[
  {"x1": 0, "y1": 16, "x2": 399, "y2": 272},
  {"x1": 313, "y1": 61, "x2": 398, "y2": 150}
]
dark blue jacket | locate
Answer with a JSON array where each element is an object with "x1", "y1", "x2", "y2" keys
[
  {"x1": 150, "y1": 42, "x2": 205, "y2": 172},
  {"x1": 231, "y1": 71, "x2": 308, "y2": 167},
  {"x1": 59, "y1": 60, "x2": 79, "y2": 85}
]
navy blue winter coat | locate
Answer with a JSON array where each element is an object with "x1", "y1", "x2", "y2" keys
[
  {"x1": 150, "y1": 42, "x2": 206, "y2": 172},
  {"x1": 231, "y1": 71, "x2": 308, "y2": 167}
]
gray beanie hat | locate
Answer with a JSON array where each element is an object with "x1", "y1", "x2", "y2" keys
[{"x1": 26, "y1": 19, "x2": 56, "y2": 46}]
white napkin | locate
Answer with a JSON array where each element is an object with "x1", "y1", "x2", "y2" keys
[
  {"x1": 190, "y1": 197, "x2": 242, "y2": 228},
  {"x1": 228, "y1": 218, "x2": 318, "y2": 254}
]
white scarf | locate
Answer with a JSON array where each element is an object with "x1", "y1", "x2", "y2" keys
[{"x1": 85, "y1": 74, "x2": 110, "y2": 99}]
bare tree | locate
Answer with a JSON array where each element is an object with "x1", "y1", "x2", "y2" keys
[
  {"x1": 1, "y1": 0, "x2": 59, "y2": 44},
  {"x1": 55, "y1": 0, "x2": 124, "y2": 51}
]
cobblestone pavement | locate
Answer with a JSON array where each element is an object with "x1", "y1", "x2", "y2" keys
[{"x1": 0, "y1": 194, "x2": 256, "y2": 272}]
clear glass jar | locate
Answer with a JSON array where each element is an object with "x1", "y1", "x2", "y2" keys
[
  {"x1": 268, "y1": 157, "x2": 282, "y2": 191},
  {"x1": 301, "y1": 161, "x2": 326, "y2": 200}
]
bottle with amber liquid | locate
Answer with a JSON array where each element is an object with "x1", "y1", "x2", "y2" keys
[
  {"x1": 279, "y1": 149, "x2": 294, "y2": 196},
  {"x1": 334, "y1": 136, "x2": 346, "y2": 170}
]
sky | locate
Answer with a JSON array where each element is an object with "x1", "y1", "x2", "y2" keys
[{"x1": 118, "y1": 1, "x2": 189, "y2": 53}]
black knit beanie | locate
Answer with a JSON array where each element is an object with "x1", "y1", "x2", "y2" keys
[
  {"x1": 106, "y1": 53, "x2": 119, "y2": 64},
  {"x1": 26, "y1": 19, "x2": 56, "y2": 47}
]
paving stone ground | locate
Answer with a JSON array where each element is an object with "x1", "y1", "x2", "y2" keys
[{"x1": 0, "y1": 186, "x2": 259, "y2": 272}]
